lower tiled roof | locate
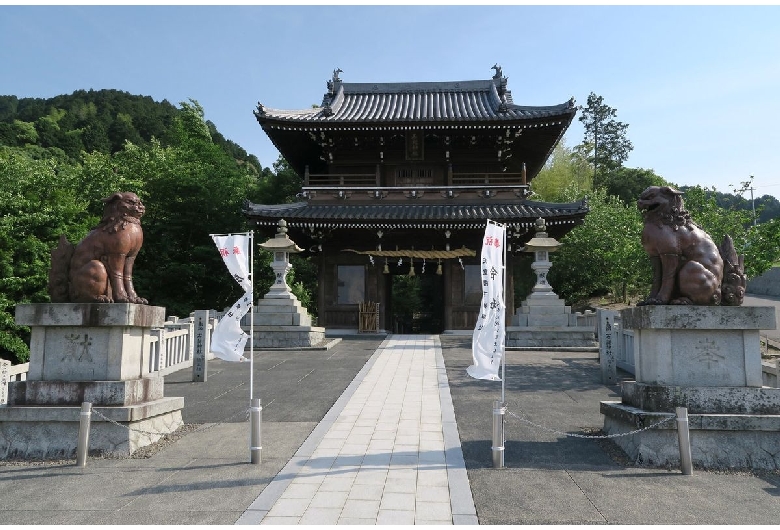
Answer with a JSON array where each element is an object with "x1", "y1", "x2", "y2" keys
[{"x1": 243, "y1": 200, "x2": 588, "y2": 230}]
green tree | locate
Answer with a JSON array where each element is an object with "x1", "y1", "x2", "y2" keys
[
  {"x1": 256, "y1": 157, "x2": 303, "y2": 205},
  {"x1": 107, "y1": 112, "x2": 142, "y2": 152},
  {"x1": 100, "y1": 100, "x2": 261, "y2": 316},
  {"x1": 601, "y1": 167, "x2": 668, "y2": 206},
  {"x1": 530, "y1": 139, "x2": 592, "y2": 202},
  {"x1": 578, "y1": 92, "x2": 633, "y2": 189},
  {"x1": 12, "y1": 120, "x2": 38, "y2": 145},
  {"x1": 680, "y1": 183, "x2": 780, "y2": 279},
  {"x1": 549, "y1": 188, "x2": 649, "y2": 305},
  {"x1": 0, "y1": 148, "x2": 93, "y2": 362}
]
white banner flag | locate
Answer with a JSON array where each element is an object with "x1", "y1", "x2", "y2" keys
[
  {"x1": 467, "y1": 221, "x2": 506, "y2": 381},
  {"x1": 211, "y1": 233, "x2": 253, "y2": 362},
  {"x1": 210, "y1": 291, "x2": 252, "y2": 362},
  {"x1": 212, "y1": 234, "x2": 252, "y2": 292}
]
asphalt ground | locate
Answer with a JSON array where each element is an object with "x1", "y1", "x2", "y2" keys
[
  {"x1": 440, "y1": 336, "x2": 780, "y2": 525},
  {"x1": 0, "y1": 337, "x2": 384, "y2": 525},
  {"x1": 1, "y1": 293, "x2": 779, "y2": 525}
]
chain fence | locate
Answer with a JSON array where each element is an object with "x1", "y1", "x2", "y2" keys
[
  {"x1": 505, "y1": 408, "x2": 676, "y2": 440},
  {"x1": 84, "y1": 378, "x2": 251, "y2": 438},
  {"x1": 89, "y1": 406, "x2": 251, "y2": 438}
]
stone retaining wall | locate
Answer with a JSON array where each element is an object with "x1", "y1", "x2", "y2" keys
[{"x1": 747, "y1": 267, "x2": 780, "y2": 297}]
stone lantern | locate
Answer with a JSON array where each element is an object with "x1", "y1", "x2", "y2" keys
[
  {"x1": 259, "y1": 219, "x2": 303, "y2": 299},
  {"x1": 524, "y1": 217, "x2": 561, "y2": 298}
]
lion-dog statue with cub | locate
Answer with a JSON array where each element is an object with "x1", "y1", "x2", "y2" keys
[
  {"x1": 49, "y1": 192, "x2": 148, "y2": 304},
  {"x1": 637, "y1": 185, "x2": 745, "y2": 307}
]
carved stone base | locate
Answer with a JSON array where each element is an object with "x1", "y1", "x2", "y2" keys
[
  {"x1": 3, "y1": 303, "x2": 184, "y2": 459},
  {"x1": 509, "y1": 292, "x2": 597, "y2": 349},
  {"x1": 601, "y1": 399, "x2": 780, "y2": 470},
  {"x1": 600, "y1": 305, "x2": 779, "y2": 469},
  {"x1": 620, "y1": 305, "x2": 774, "y2": 387},
  {"x1": 15, "y1": 303, "x2": 165, "y2": 381},
  {"x1": 505, "y1": 326, "x2": 597, "y2": 348},
  {"x1": 246, "y1": 297, "x2": 325, "y2": 348},
  {"x1": 0, "y1": 397, "x2": 183, "y2": 459}
]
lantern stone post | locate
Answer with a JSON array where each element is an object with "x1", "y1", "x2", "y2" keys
[
  {"x1": 248, "y1": 219, "x2": 325, "y2": 349},
  {"x1": 524, "y1": 218, "x2": 560, "y2": 299},
  {"x1": 507, "y1": 217, "x2": 597, "y2": 349},
  {"x1": 260, "y1": 219, "x2": 302, "y2": 300}
]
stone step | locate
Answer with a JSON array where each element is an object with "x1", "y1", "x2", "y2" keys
[{"x1": 6, "y1": 377, "x2": 164, "y2": 406}]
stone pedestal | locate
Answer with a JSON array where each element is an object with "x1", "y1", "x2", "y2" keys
[
  {"x1": 245, "y1": 297, "x2": 325, "y2": 349},
  {"x1": 601, "y1": 305, "x2": 780, "y2": 470},
  {"x1": 508, "y1": 294, "x2": 596, "y2": 349},
  {"x1": 0, "y1": 304, "x2": 183, "y2": 459},
  {"x1": 250, "y1": 222, "x2": 325, "y2": 349}
]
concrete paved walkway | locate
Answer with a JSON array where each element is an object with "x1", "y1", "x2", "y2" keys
[{"x1": 236, "y1": 335, "x2": 477, "y2": 525}]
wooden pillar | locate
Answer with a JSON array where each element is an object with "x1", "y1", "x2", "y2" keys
[
  {"x1": 443, "y1": 260, "x2": 453, "y2": 331},
  {"x1": 317, "y1": 252, "x2": 326, "y2": 327},
  {"x1": 378, "y1": 266, "x2": 388, "y2": 332}
]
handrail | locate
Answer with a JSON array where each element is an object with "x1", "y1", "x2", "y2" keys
[{"x1": 305, "y1": 171, "x2": 527, "y2": 187}]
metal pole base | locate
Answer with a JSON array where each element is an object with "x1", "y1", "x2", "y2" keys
[
  {"x1": 676, "y1": 407, "x2": 693, "y2": 475},
  {"x1": 492, "y1": 400, "x2": 506, "y2": 469},
  {"x1": 76, "y1": 402, "x2": 92, "y2": 468},
  {"x1": 250, "y1": 398, "x2": 262, "y2": 464}
]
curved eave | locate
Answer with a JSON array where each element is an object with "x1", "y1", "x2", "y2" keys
[{"x1": 242, "y1": 200, "x2": 588, "y2": 231}]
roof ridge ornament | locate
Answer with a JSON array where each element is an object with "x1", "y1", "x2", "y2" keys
[
  {"x1": 322, "y1": 68, "x2": 343, "y2": 117},
  {"x1": 492, "y1": 64, "x2": 509, "y2": 113},
  {"x1": 253, "y1": 102, "x2": 266, "y2": 119}
]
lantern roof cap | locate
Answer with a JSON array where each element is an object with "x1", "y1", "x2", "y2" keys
[
  {"x1": 524, "y1": 218, "x2": 561, "y2": 252},
  {"x1": 259, "y1": 219, "x2": 303, "y2": 252}
]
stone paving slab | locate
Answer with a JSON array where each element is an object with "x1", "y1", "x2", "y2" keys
[{"x1": 237, "y1": 335, "x2": 476, "y2": 525}]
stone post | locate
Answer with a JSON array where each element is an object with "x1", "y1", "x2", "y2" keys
[{"x1": 0, "y1": 359, "x2": 9, "y2": 405}]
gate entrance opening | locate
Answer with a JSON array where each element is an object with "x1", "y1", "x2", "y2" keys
[{"x1": 389, "y1": 268, "x2": 444, "y2": 334}]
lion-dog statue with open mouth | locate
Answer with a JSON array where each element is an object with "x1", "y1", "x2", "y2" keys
[{"x1": 637, "y1": 185, "x2": 745, "y2": 307}]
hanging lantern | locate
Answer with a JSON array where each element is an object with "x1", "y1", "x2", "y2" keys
[
  {"x1": 383, "y1": 258, "x2": 389, "y2": 274},
  {"x1": 436, "y1": 259, "x2": 443, "y2": 275}
]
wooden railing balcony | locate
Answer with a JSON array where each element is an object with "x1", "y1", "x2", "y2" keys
[
  {"x1": 304, "y1": 169, "x2": 527, "y2": 188},
  {"x1": 307, "y1": 173, "x2": 378, "y2": 186},
  {"x1": 451, "y1": 172, "x2": 527, "y2": 186}
]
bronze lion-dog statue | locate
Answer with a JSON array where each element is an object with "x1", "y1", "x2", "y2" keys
[
  {"x1": 637, "y1": 185, "x2": 745, "y2": 306},
  {"x1": 49, "y1": 192, "x2": 148, "y2": 304}
]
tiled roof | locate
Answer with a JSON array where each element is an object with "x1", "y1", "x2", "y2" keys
[
  {"x1": 243, "y1": 200, "x2": 588, "y2": 230},
  {"x1": 256, "y1": 80, "x2": 576, "y2": 125}
]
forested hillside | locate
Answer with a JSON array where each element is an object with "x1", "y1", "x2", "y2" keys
[
  {"x1": 1, "y1": 88, "x2": 778, "y2": 365},
  {"x1": 0, "y1": 93, "x2": 306, "y2": 364},
  {"x1": 0, "y1": 90, "x2": 261, "y2": 172},
  {"x1": 681, "y1": 186, "x2": 780, "y2": 224}
]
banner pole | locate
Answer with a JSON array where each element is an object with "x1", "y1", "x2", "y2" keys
[
  {"x1": 249, "y1": 230, "x2": 254, "y2": 401},
  {"x1": 249, "y1": 230, "x2": 260, "y2": 464},
  {"x1": 501, "y1": 222, "x2": 507, "y2": 404}
]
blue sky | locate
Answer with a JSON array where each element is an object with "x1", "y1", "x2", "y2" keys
[{"x1": 2, "y1": 5, "x2": 778, "y2": 200}]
